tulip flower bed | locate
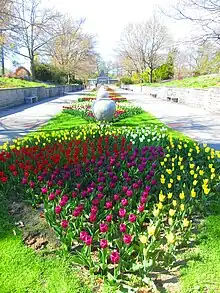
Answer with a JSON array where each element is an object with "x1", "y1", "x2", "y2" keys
[
  {"x1": 63, "y1": 102, "x2": 143, "y2": 122},
  {"x1": 0, "y1": 123, "x2": 219, "y2": 289},
  {"x1": 78, "y1": 96, "x2": 127, "y2": 102}
]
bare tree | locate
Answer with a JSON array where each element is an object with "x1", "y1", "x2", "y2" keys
[
  {"x1": 117, "y1": 16, "x2": 170, "y2": 83},
  {"x1": 46, "y1": 16, "x2": 96, "y2": 83},
  {"x1": 7, "y1": 0, "x2": 61, "y2": 79},
  {"x1": 170, "y1": 0, "x2": 220, "y2": 44}
]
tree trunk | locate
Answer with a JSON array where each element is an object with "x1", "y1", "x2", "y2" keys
[
  {"x1": 30, "y1": 59, "x2": 36, "y2": 80},
  {"x1": 1, "y1": 44, "x2": 5, "y2": 76},
  {"x1": 149, "y1": 68, "x2": 153, "y2": 83}
]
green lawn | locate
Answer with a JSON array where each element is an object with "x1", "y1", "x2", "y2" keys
[
  {"x1": 181, "y1": 212, "x2": 220, "y2": 292},
  {"x1": 0, "y1": 194, "x2": 91, "y2": 293},
  {"x1": 39, "y1": 111, "x2": 189, "y2": 140},
  {"x1": 0, "y1": 77, "x2": 51, "y2": 89},
  {"x1": 144, "y1": 74, "x2": 220, "y2": 88}
]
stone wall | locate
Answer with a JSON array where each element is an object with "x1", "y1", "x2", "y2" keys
[
  {"x1": 122, "y1": 85, "x2": 220, "y2": 113},
  {"x1": 0, "y1": 84, "x2": 83, "y2": 110}
]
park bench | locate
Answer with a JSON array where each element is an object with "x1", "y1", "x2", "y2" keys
[
  {"x1": 167, "y1": 96, "x2": 178, "y2": 103},
  {"x1": 24, "y1": 96, "x2": 39, "y2": 104}
]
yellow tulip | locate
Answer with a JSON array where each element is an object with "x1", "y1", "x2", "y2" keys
[
  {"x1": 193, "y1": 180, "x2": 198, "y2": 186},
  {"x1": 183, "y1": 218, "x2": 190, "y2": 228},
  {"x1": 180, "y1": 204, "x2": 185, "y2": 211},
  {"x1": 157, "y1": 202, "x2": 163, "y2": 210},
  {"x1": 179, "y1": 191, "x2": 185, "y2": 200},
  {"x1": 159, "y1": 193, "x2": 166, "y2": 202},
  {"x1": 172, "y1": 200, "x2": 177, "y2": 207},
  {"x1": 166, "y1": 232, "x2": 175, "y2": 244},
  {"x1": 147, "y1": 225, "x2": 156, "y2": 237},
  {"x1": 168, "y1": 183, "x2": 172, "y2": 189},
  {"x1": 169, "y1": 209, "x2": 176, "y2": 217},
  {"x1": 168, "y1": 218, "x2": 173, "y2": 225},
  {"x1": 139, "y1": 235, "x2": 148, "y2": 244},
  {"x1": 191, "y1": 189, "x2": 196, "y2": 198},
  {"x1": 168, "y1": 192, "x2": 173, "y2": 199}
]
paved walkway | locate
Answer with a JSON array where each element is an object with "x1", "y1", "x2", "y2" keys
[
  {"x1": 0, "y1": 91, "x2": 86, "y2": 144},
  {"x1": 118, "y1": 89, "x2": 220, "y2": 150}
]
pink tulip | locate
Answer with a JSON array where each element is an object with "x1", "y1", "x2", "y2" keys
[
  {"x1": 48, "y1": 193, "x2": 55, "y2": 201},
  {"x1": 55, "y1": 205, "x2": 62, "y2": 214},
  {"x1": 61, "y1": 219, "x2": 68, "y2": 229},
  {"x1": 119, "y1": 208, "x2": 126, "y2": 218},
  {"x1": 129, "y1": 214, "x2": 137, "y2": 223},
  {"x1": 105, "y1": 201, "x2": 113, "y2": 209},
  {"x1": 80, "y1": 231, "x2": 88, "y2": 241},
  {"x1": 100, "y1": 239, "x2": 108, "y2": 249},
  {"x1": 114, "y1": 194, "x2": 120, "y2": 201},
  {"x1": 121, "y1": 198, "x2": 128, "y2": 206},
  {"x1": 106, "y1": 214, "x2": 113, "y2": 222},
  {"x1": 123, "y1": 234, "x2": 132, "y2": 245},
  {"x1": 100, "y1": 223, "x2": 108, "y2": 233},
  {"x1": 84, "y1": 235, "x2": 92, "y2": 246},
  {"x1": 138, "y1": 204, "x2": 145, "y2": 212},
  {"x1": 126, "y1": 190, "x2": 133, "y2": 197},
  {"x1": 119, "y1": 223, "x2": 126, "y2": 233},
  {"x1": 110, "y1": 250, "x2": 120, "y2": 264}
]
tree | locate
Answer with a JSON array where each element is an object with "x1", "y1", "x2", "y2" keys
[
  {"x1": 8, "y1": 0, "x2": 61, "y2": 79},
  {"x1": 46, "y1": 16, "x2": 97, "y2": 83},
  {"x1": 171, "y1": 0, "x2": 220, "y2": 44},
  {"x1": 117, "y1": 15, "x2": 170, "y2": 83}
]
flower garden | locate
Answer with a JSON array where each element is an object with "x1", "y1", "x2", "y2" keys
[{"x1": 0, "y1": 88, "x2": 220, "y2": 292}]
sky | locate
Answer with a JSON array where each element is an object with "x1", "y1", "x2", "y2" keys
[
  {"x1": 6, "y1": 0, "x2": 194, "y2": 69},
  {"x1": 47, "y1": 0, "x2": 193, "y2": 60}
]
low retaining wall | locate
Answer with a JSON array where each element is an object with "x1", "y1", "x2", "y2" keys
[
  {"x1": 0, "y1": 84, "x2": 83, "y2": 110},
  {"x1": 122, "y1": 85, "x2": 220, "y2": 113}
]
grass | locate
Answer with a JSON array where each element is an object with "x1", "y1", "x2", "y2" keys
[
  {"x1": 40, "y1": 112, "x2": 90, "y2": 131},
  {"x1": 0, "y1": 194, "x2": 91, "y2": 293},
  {"x1": 144, "y1": 74, "x2": 220, "y2": 88},
  {"x1": 180, "y1": 208, "x2": 220, "y2": 293},
  {"x1": 0, "y1": 77, "x2": 52, "y2": 89},
  {"x1": 37, "y1": 111, "x2": 189, "y2": 141}
]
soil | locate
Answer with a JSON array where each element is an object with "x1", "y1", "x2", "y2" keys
[{"x1": 9, "y1": 201, "x2": 59, "y2": 250}]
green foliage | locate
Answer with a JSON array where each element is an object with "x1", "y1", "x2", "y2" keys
[
  {"x1": 120, "y1": 76, "x2": 134, "y2": 85},
  {"x1": 153, "y1": 52, "x2": 175, "y2": 82},
  {"x1": 35, "y1": 63, "x2": 67, "y2": 84}
]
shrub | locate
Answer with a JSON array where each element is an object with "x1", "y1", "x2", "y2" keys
[{"x1": 35, "y1": 63, "x2": 66, "y2": 84}]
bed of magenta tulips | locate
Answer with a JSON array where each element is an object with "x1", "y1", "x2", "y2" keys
[{"x1": 0, "y1": 121, "x2": 219, "y2": 285}]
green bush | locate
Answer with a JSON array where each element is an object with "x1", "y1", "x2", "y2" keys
[
  {"x1": 120, "y1": 76, "x2": 134, "y2": 85},
  {"x1": 35, "y1": 63, "x2": 67, "y2": 84}
]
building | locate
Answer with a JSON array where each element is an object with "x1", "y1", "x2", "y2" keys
[{"x1": 88, "y1": 70, "x2": 119, "y2": 85}]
